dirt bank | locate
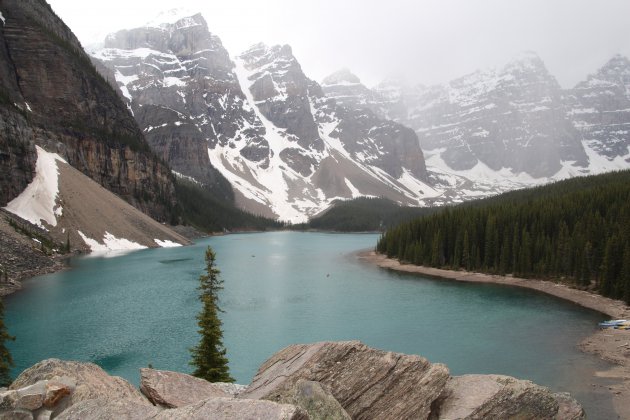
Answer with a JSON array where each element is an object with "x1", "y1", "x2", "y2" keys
[{"x1": 358, "y1": 251, "x2": 630, "y2": 419}]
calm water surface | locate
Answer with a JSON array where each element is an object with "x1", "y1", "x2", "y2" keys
[{"x1": 5, "y1": 232, "x2": 615, "y2": 417}]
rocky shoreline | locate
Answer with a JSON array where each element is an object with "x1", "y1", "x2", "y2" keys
[
  {"x1": 0, "y1": 210, "x2": 68, "y2": 297},
  {"x1": 1, "y1": 341, "x2": 585, "y2": 419},
  {"x1": 358, "y1": 250, "x2": 630, "y2": 419}
]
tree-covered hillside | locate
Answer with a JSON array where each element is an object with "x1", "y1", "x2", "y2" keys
[
  {"x1": 300, "y1": 197, "x2": 438, "y2": 232},
  {"x1": 377, "y1": 170, "x2": 630, "y2": 303},
  {"x1": 175, "y1": 179, "x2": 285, "y2": 232}
]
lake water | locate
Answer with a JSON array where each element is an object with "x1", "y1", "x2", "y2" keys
[{"x1": 5, "y1": 232, "x2": 615, "y2": 417}]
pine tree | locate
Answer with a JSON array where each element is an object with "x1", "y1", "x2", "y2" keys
[
  {"x1": 0, "y1": 298, "x2": 15, "y2": 387},
  {"x1": 190, "y1": 247, "x2": 233, "y2": 383}
]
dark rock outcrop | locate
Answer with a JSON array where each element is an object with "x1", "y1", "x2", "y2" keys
[
  {"x1": 0, "y1": 0, "x2": 176, "y2": 221},
  {"x1": 0, "y1": 209, "x2": 64, "y2": 294}
]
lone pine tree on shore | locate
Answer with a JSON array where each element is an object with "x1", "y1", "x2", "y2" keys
[
  {"x1": 190, "y1": 246, "x2": 233, "y2": 383},
  {"x1": 0, "y1": 298, "x2": 15, "y2": 387}
]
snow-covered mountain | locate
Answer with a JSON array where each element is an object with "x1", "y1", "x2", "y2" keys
[
  {"x1": 565, "y1": 54, "x2": 630, "y2": 165},
  {"x1": 91, "y1": 14, "x2": 436, "y2": 223},
  {"x1": 323, "y1": 53, "x2": 630, "y2": 195}
]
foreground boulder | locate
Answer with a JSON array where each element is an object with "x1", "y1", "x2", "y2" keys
[
  {"x1": 153, "y1": 397, "x2": 307, "y2": 419},
  {"x1": 275, "y1": 379, "x2": 351, "y2": 420},
  {"x1": 241, "y1": 341, "x2": 586, "y2": 420},
  {"x1": 3, "y1": 342, "x2": 586, "y2": 419},
  {"x1": 437, "y1": 374, "x2": 585, "y2": 420},
  {"x1": 139, "y1": 368, "x2": 231, "y2": 408},
  {"x1": 9, "y1": 359, "x2": 147, "y2": 406},
  {"x1": 5, "y1": 359, "x2": 152, "y2": 418},
  {"x1": 55, "y1": 397, "x2": 160, "y2": 419},
  {"x1": 240, "y1": 340, "x2": 450, "y2": 419}
]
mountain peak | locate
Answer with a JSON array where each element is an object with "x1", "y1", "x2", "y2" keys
[
  {"x1": 600, "y1": 54, "x2": 630, "y2": 75},
  {"x1": 322, "y1": 69, "x2": 361, "y2": 86},
  {"x1": 144, "y1": 9, "x2": 206, "y2": 29},
  {"x1": 505, "y1": 51, "x2": 546, "y2": 71}
]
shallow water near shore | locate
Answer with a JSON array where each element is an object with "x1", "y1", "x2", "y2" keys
[{"x1": 5, "y1": 232, "x2": 616, "y2": 418}]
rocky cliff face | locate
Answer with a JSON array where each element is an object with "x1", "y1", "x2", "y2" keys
[
  {"x1": 1, "y1": 342, "x2": 585, "y2": 419},
  {"x1": 0, "y1": 0, "x2": 176, "y2": 221},
  {"x1": 322, "y1": 53, "x2": 630, "y2": 204},
  {"x1": 328, "y1": 53, "x2": 588, "y2": 179},
  {"x1": 407, "y1": 52, "x2": 587, "y2": 178},
  {"x1": 92, "y1": 13, "x2": 236, "y2": 201},
  {"x1": 91, "y1": 14, "x2": 432, "y2": 222},
  {"x1": 565, "y1": 54, "x2": 630, "y2": 161}
]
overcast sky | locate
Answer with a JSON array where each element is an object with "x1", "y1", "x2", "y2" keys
[{"x1": 47, "y1": 0, "x2": 630, "y2": 88}]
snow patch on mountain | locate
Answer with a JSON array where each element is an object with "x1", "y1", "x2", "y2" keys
[
  {"x1": 78, "y1": 230, "x2": 147, "y2": 254},
  {"x1": 4, "y1": 146, "x2": 66, "y2": 230},
  {"x1": 154, "y1": 239, "x2": 182, "y2": 247}
]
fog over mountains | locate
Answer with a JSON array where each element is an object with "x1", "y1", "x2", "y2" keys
[{"x1": 90, "y1": 11, "x2": 630, "y2": 221}]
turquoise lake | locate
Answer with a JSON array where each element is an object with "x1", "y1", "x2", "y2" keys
[{"x1": 5, "y1": 232, "x2": 615, "y2": 417}]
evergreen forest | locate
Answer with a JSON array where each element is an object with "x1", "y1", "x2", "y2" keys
[
  {"x1": 300, "y1": 197, "x2": 438, "y2": 232},
  {"x1": 376, "y1": 170, "x2": 630, "y2": 303},
  {"x1": 175, "y1": 179, "x2": 285, "y2": 232}
]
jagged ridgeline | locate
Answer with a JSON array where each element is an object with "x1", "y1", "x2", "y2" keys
[{"x1": 377, "y1": 170, "x2": 630, "y2": 303}]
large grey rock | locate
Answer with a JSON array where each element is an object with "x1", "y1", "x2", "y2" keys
[
  {"x1": 15, "y1": 382, "x2": 45, "y2": 410},
  {"x1": 153, "y1": 397, "x2": 307, "y2": 420},
  {"x1": 437, "y1": 374, "x2": 585, "y2": 420},
  {"x1": 277, "y1": 379, "x2": 350, "y2": 420},
  {"x1": 9, "y1": 359, "x2": 149, "y2": 412},
  {"x1": 0, "y1": 410, "x2": 33, "y2": 419},
  {"x1": 240, "y1": 340, "x2": 450, "y2": 420},
  {"x1": 139, "y1": 368, "x2": 230, "y2": 408},
  {"x1": 55, "y1": 395, "x2": 306, "y2": 420},
  {"x1": 211, "y1": 382, "x2": 248, "y2": 397},
  {"x1": 0, "y1": 389, "x2": 18, "y2": 410},
  {"x1": 54, "y1": 397, "x2": 160, "y2": 420}
]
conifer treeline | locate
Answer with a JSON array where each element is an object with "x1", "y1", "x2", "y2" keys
[{"x1": 376, "y1": 170, "x2": 630, "y2": 303}]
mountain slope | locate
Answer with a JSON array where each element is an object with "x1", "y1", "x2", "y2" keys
[
  {"x1": 91, "y1": 14, "x2": 435, "y2": 223},
  {"x1": 5, "y1": 146, "x2": 188, "y2": 252},
  {"x1": 0, "y1": 0, "x2": 177, "y2": 222}
]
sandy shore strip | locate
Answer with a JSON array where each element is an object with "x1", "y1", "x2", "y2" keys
[{"x1": 358, "y1": 250, "x2": 630, "y2": 419}]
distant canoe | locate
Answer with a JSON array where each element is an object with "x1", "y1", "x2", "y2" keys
[{"x1": 599, "y1": 319, "x2": 630, "y2": 329}]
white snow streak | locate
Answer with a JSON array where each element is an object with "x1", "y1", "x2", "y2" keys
[
  {"x1": 78, "y1": 230, "x2": 147, "y2": 254},
  {"x1": 4, "y1": 146, "x2": 66, "y2": 229},
  {"x1": 154, "y1": 239, "x2": 182, "y2": 247}
]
